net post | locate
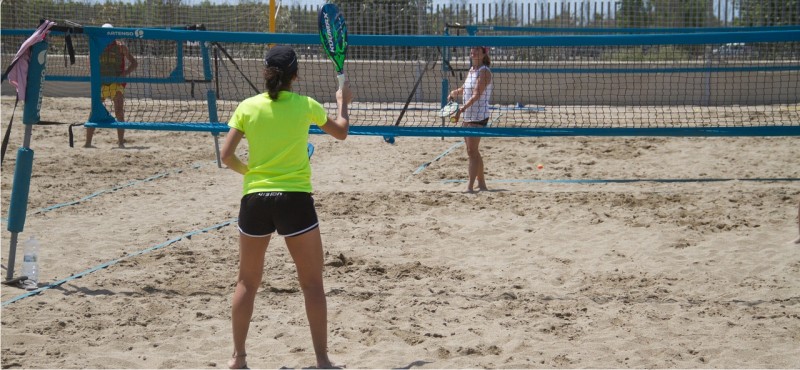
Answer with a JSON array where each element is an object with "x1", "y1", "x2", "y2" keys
[
  {"x1": 207, "y1": 90, "x2": 222, "y2": 168},
  {"x1": 200, "y1": 39, "x2": 223, "y2": 168},
  {"x1": 441, "y1": 25, "x2": 454, "y2": 140},
  {"x1": 200, "y1": 41, "x2": 213, "y2": 81},
  {"x1": 172, "y1": 40, "x2": 186, "y2": 79},
  {"x1": 441, "y1": 78, "x2": 450, "y2": 140},
  {"x1": 87, "y1": 28, "x2": 114, "y2": 124},
  {"x1": 6, "y1": 40, "x2": 47, "y2": 281},
  {"x1": 212, "y1": 134, "x2": 222, "y2": 168}
]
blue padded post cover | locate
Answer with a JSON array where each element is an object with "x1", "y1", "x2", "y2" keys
[{"x1": 7, "y1": 147, "x2": 34, "y2": 233}]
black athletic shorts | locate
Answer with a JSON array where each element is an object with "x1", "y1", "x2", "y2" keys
[
  {"x1": 464, "y1": 117, "x2": 489, "y2": 127},
  {"x1": 237, "y1": 192, "x2": 319, "y2": 237}
]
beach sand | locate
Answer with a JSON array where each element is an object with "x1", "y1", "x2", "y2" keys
[{"x1": 1, "y1": 96, "x2": 799, "y2": 368}]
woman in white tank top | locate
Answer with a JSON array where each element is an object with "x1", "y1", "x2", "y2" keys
[{"x1": 447, "y1": 46, "x2": 493, "y2": 192}]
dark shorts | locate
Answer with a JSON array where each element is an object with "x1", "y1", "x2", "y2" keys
[
  {"x1": 238, "y1": 192, "x2": 319, "y2": 237},
  {"x1": 464, "y1": 118, "x2": 489, "y2": 127}
]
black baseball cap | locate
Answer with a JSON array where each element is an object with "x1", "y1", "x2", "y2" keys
[{"x1": 264, "y1": 45, "x2": 298, "y2": 75}]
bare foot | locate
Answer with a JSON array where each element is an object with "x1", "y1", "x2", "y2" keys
[
  {"x1": 314, "y1": 354, "x2": 344, "y2": 369},
  {"x1": 313, "y1": 362, "x2": 343, "y2": 369},
  {"x1": 227, "y1": 353, "x2": 247, "y2": 369},
  {"x1": 793, "y1": 236, "x2": 800, "y2": 244}
]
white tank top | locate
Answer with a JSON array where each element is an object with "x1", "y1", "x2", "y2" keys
[{"x1": 462, "y1": 65, "x2": 493, "y2": 122}]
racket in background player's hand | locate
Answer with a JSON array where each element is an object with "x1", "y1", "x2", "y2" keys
[
  {"x1": 318, "y1": 3, "x2": 348, "y2": 90},
  {"x1": 439, "y1": 100, "x2": 460, "y2": 123}
]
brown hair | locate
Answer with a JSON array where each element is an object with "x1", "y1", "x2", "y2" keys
[
  {"x1": 481, "y1": 47, "x2": 491, "y2": 67},
  {"x1": 474, "y1": 46, "x2": 491, "y2": 67},
  {"x1": 264, "y1": 67, "x2": 296, "y2": 100}
]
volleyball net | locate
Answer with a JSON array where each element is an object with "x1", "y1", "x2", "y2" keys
[{"x1": 5, "y1": 25, "x2": 800, "y2": 137}]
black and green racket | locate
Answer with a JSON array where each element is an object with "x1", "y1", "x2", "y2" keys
[{"x1": 318, "y1": 3, "x2": 348, "y2": 89}]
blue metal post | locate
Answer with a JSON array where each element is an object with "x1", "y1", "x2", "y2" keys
[
  {"x1": 201, "y1": 40, "x2": 224, "y2": 167},
  {"x1": 441, "y1": 26, "x2": 452, "y2": 138},
  {"x1": 87, "y1": 29, "x2": 114, "y2": 124},
  {"x1": 5, "y1": 41, "x2": 48, "y2": 281}
]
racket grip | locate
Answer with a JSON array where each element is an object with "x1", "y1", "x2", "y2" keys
[{"x1": 336, "y1": 73, "x2": 346, "y2": 90}]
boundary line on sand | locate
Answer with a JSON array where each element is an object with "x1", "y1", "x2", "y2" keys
[
  {"x1": 1, "y1": 162, "x2": 209, "y2": 224},
  {"x1": 442, "y1": 178, "x2": 800, "y2": 184},
  {"x1": 1, "y1": 218, "x2": 236, "y2": 307}
]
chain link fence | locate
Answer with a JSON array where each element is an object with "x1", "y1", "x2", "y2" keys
[{"x1": 2, "y1": 0, "x2": 799, "y2": 34}]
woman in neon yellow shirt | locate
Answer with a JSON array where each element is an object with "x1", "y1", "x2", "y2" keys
[{"x1": 220, "y1": 45, "x2": 352, "y2": 369}]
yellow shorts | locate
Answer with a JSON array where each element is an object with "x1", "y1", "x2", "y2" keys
[{"x1": 101, "y1": 83, "x2": 125, "y2": 100}]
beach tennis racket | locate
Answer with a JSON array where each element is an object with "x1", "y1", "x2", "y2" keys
[
  {"x1": 438, "y1": 100, "x2": 460, "y2": 122},
  {"x1": 318, "y1": 3, "x2": 348, "y2": 90}
]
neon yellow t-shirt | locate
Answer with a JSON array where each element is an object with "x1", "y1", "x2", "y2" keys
[{"x1": 228, "y1": 91, "x2": 327, "y2": 194}]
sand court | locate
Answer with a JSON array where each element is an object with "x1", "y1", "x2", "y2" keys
[{"x1": 1, "y1": 96, "x2": 799, "y2": 368}]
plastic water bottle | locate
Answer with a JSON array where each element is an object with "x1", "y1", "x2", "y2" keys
[{"x1": 21, "y1": 236, "x2": 40, "y2": 290}]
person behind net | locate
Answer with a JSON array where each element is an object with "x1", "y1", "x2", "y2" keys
[
  {"x1": 85, "y1": 23, "x2": 138, "y2": 148},
  {"x1": 220, "y1": 45, "x2": 352, "y2": 369},
  {"x1": 447, "y1": 46, "x2": 493, "y2": 193}
]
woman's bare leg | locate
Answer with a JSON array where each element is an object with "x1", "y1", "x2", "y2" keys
[
  {"x1": 229, "y1": 233, "x2": 270, "y2": 369},
  {"x1": 84, "y1": 127, "x2": 96, "y2": 148},
  {"x1": 464, "y1": 135, "x2": 487, "y2": 192},
  {"x1": 113, "y1": 92, "x2": 126, "y2": 148},
  {"x1": 285, "y1": 227, "x2": 333, "y2": 368}
]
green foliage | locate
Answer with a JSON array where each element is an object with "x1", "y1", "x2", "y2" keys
[
  {"x1": 480, "y1": 0, "x2": 521, "y2": 27},
  {"x1": 1, "y1": 0, "x2": 797, "y2": 32},
  {"x1": 609, "y1": 44, "x2": 693, "y2": 61},
  {"x1": 737, "y1": 0, "x2": 799, "y2": 26},
  {"x1": 617, "y1": 0, "x2": 650, "y2": 28}
]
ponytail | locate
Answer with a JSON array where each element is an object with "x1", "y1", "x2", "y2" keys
[{"x1": 264, "y1": 66, "x2": 296, "y2": 100}]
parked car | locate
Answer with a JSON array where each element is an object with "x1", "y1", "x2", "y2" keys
[
  {"x1": 712, "y1": 43, "x2": 757, "y2": 59},
  {"x1": 490, "y1": 47, "x2": 515, "y2": 61}
]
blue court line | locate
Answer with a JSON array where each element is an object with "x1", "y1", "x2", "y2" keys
[
  {"x1": 492, "y1": 106, "x2": 546, "y2": 112},
  {"x1": 1, "y1": 218, "x2": 237, "y2": 307},
  {"x1": 412, "y1": 115, "x2": 502, "y2": 175},
  {"x1": 442, "y1": 177, "x2": 800, "y2": 184},
  {"x1": 348, "y1": 106, "x2": 545, "y2": 112},
  {"x1": 413, "y1": 141, "x2": 465, "y2": 175},
  {"x1": 1, "y1": 162, "x2": 207, "y2": 224}
]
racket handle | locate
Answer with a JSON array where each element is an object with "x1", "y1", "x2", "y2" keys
[{"x1": 336, "y1": 73, "x2": 346, "y2": 90}]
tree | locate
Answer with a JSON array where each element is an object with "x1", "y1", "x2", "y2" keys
[
  {"x1": 616, "y1": 0, "x2": 650, "y2": 28},
  {"x1": 333, "y1": 0, "x2": 432, "y2": 59},
  {"x1": 482, "y1": 0, "x2": 522, "y2": 27},
  {"x1": 649, "y1": 0, "x2": 714, "y2": 27},
  {"x1": 738, "y1": 0, "x2": 799, "y2": 25}
]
